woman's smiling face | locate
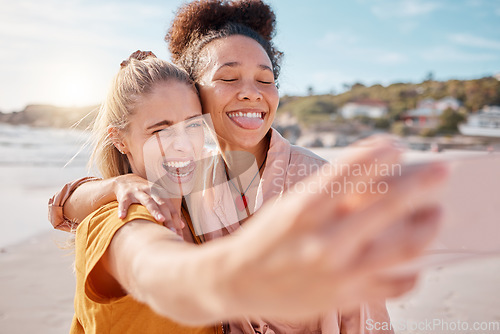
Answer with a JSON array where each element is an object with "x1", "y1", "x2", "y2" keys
[
  {"x1": 196, "y1": 35, "x2": 279, "y2": 152},
  {"x1": 121, "y1": 81, "x2": 204, "y2": 196}
]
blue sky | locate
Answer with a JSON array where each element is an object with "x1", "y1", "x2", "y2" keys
[{"x1": 0, "y1": 0, "x2": 499, "y2": 111}]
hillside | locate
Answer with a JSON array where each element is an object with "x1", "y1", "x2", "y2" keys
[
  {"x1": 277, "y1": 76, "x2": 500, "y2": 127},
  {"x1": 0, "y1": 104, "x2": 98, "y2": 129}
]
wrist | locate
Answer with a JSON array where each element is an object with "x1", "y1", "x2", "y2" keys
[
  {"x1": 199, "y1": 236, "x2": 251, "y2": 321},
  {"x1": 109, "y1": 175, "x2": 123, "y2": 201}
]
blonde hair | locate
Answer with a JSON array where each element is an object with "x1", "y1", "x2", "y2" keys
[{"x1": 89, "y1": 52, "x2": 196, "y2": 179}]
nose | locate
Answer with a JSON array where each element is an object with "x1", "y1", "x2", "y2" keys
[
  {"x1": 172, "y1": 128, "x2": 193, "y2": 153},
  {"x1": 237, "y1": 80, "x2": 262, "y2": 102}
]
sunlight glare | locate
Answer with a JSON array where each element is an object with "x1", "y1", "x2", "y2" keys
[{"x1": 53, "y1": 70, "x2": 98, "y2": 107}]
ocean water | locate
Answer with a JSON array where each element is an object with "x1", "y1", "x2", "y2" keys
[
  {"x1": 0, "y1": 124, "x2": 92, "y2": 247},
  {"x1": 0, "y1": 123, "x2": 90, "y2": 167}
]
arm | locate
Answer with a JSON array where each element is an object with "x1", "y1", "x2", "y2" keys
[
  {"x1": 97, "y1": 138, "x2": 449, "y2": 325},
  {"x1": 48, "y1": 176, "x2": 102, "y2": 231},
  {"x1": 102, "y1": 219, "x2": 230, "y2": 325},
  {"x1": 48, "y1": 174, "x2": 182, "y2": 232},
  {"x1": 63, "y1": 178, "x2": 116, "y2": 225}
]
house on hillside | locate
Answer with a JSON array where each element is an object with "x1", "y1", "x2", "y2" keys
[
  {"x1": 340, "y1": 98, "x2": 388, "y2": 119},
  {"x1": 435, "y1": 97, "x2": 461, "y2": 111},
  {"x1": 402, "y1": 96, "x2": 461, "y2": 128},
  {"x1": 459, "y1": 105, "x2": 500, "y2": 137},
  {"x1": 402, "y1": 108, "x2": 442, "y2": 128},
  {"x1": 416, "y1": 96, "x2": 460, "y2": 111},
  {"x1": 417, "y1": 98, "x2": 436, "y2": 110}
]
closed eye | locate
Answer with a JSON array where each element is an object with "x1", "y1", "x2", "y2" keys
[
  {"x1": 151, "y1": 127, "x2": 170, "y2": 135},
  {"x1": 220, "y1": 78, "x2": 237, "y2": 82}
]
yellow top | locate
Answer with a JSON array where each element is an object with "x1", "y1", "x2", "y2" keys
[{"x1": 71, "y1": 201, "x2": 219, "y2": 334}]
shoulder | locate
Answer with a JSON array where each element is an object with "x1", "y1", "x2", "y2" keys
[
  {"x1": 269, "y1": 128, "x2": 327, "y2": 167},
  {"x1": 289, "y1": 145, "x2": 328, "y2": 166},
  {"x1": 75, "y1": 202, "x2": 159, "y2": 304},
  {"x1": 77, "y1": 202, "x2": 159, "y2": 250},
  {"x1": 284, "y1": 146, "x2": 327, "y2": 181},
  {"x1": 86, "y1": 202, "x2": 156, "y2": 226}
]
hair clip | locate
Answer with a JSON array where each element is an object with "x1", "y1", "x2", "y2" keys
[{"x1": 120, "y1": 50, "x2": 157, "y2": 68}]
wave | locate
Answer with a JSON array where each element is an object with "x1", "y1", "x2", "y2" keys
[{"x1": 0, "y1": 124, "x2": 91, "y2": 167}]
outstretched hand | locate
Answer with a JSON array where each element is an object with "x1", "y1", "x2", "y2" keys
[{"x1": 216, "y1": 136, "x2": 448, "y2": 320}]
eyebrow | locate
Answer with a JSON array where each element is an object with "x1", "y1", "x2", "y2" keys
[
  {"x1": 217, "y1": 62, "x2": 273, "y2": 73},
  {"x1": 146, "y1": 114, "x2": 201, "y2": 130},
  {"x1": 184, "y1": 114, "x2": 202, "y2": 121}
]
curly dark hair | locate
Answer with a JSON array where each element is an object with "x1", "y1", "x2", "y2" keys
[{"x1": 166, "y1": 0, "x2": 283, "y2": 83}]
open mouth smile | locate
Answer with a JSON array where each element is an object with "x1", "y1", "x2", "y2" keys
[
  {"x1": 162, "y1": 159, "x2": 196, "y2": 180},
  {"x1": 226, "y1": 110, "x2": 266, "y2": 130}
]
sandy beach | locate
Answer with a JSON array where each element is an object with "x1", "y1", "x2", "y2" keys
[
  {"x1": 0, "y1": 163, "x2": 85, "y2": 334},
  {"x1": 0, "y1": 230, "x2": 75, "y2": 334}
]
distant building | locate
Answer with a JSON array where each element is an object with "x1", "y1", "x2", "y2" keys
[
  {"x1": 340, "y1": 98, "x2": 388, "y2": 119},
  {"x1": 402, "y1": 108, "x2": 442, "y2": 128},
  {"x1": 417, "y1": 98, "x2": 436, "y2": 110},
  {"x1": 434, "y1": 97, "x2": 461, "y2": 111},
  {"x1": 402, "y1": 96, "x2": 461, "y2": 128},
  {"x1": 416, "y1": 97, "x2": 460, "y2": 111},
  {"x1": 459, "y1": 105, "x2": 500, "y2": 137}
]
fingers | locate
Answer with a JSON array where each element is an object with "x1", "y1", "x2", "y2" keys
[
  {"x1": 156, "y1": 198, "x2": 184, "y2": 234},
  {"x1": 117, "y1": 192, "x2": 158, "y2": 220},
  {"x1": 136, "y1": 191, "x2": 167, "y2": 221},
  {"x1": 334, "y1": 273, "x2": 419, "y2": 310},
  {"x1": 333, "y1": 161, "x2": 448, "y2": 251},
  {"x1": 117, "y1": 191, "x2": 164, "y2": 221},
  {"x1": 290, "y1": 138, "x2": 404, "y2": 229},
  {"x1": 113, "y1": 175, "x2": 184, "y2": 236},
  {"x1": 114, "y1": 174, "x2": 157, "y2": 219},
  {"x1": 351, "y1": 205, "x2": 442, "y2": 275},
  {"x1": 342, "y1": 160, "x2": 448, "y2": 219},
  {"x1": 355, "y1": 274, "x2": 419, "y2": 302},
  {"x1": 117, "y1": 194, "x2": 133, "y2": 219}
]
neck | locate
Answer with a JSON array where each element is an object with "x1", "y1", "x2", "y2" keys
[{"x1": 219, "y1": 131, "x2": 271, "y2": 176}]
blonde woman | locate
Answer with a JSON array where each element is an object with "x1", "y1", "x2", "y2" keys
[{"x1": 69, "y1": 51, "x2": 222, "y2": 333}]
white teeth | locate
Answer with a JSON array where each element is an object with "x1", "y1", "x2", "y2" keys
[
  {"x1": 228, "y1": 112, "x2": 263, "y2": 118},
  {"x1": 168, "y1": 171, "x2": 189, "y2": 177},
  {"x1": 166, "y1": 160, "x2": 190, "y2": 168},
  {"x1": 167, "y1": 170, "x2": 190, "y2": 177}
]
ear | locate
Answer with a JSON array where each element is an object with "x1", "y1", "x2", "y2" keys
[{"x1": 108, "y1": 127, "x2": 128, "y2": 155}]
